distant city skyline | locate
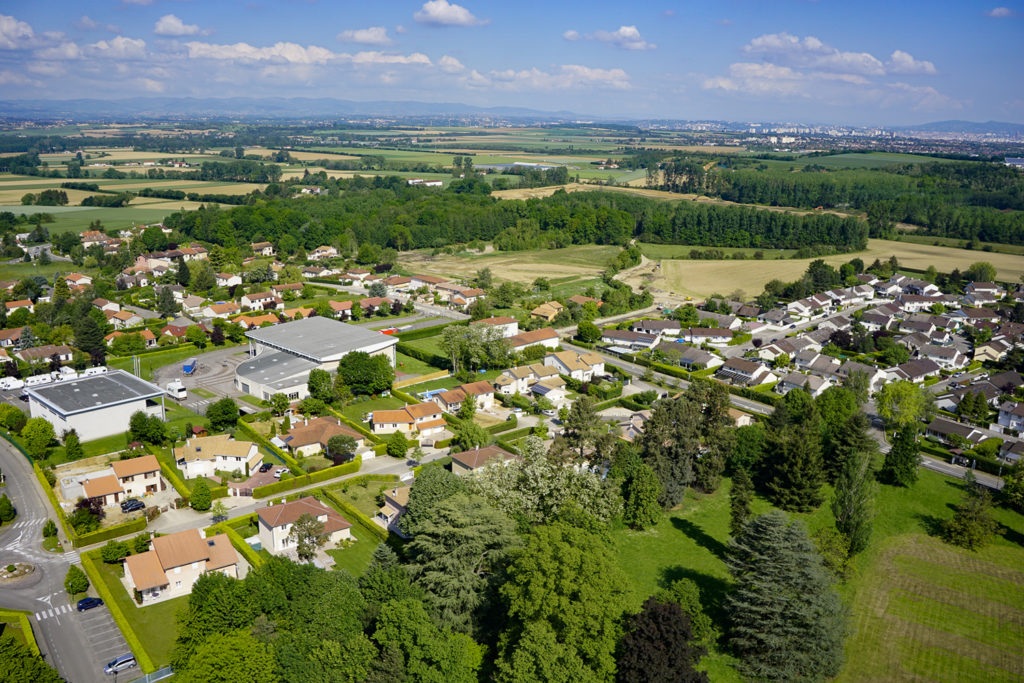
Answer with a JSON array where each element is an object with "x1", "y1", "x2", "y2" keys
[{"x1": 0, "y1": 1, "x2": 1020, "y2": 126}]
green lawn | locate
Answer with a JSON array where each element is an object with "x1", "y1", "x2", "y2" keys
[
  {"x1": 191, "y1": 388, "x2": 216, "y2": 399},
  {"x1": 339, "y1": 395, "x2": 407, "y2": 424},
  {"x1": 402, "y1": 369, "x2": 502, "y2": 396},
  {"x1": 402, "y1": 335, "x2": 446, "y2": 357},
  {"x1": 612, "y1": 466, "x2": 1024, "y2": 682},
  {"x1": 92, "y1": 557, "x2": 188, "y2": 669},
  {"x1": 395, "y1": 352, "x2": 442, "y2": 379},
  {"x1": 328, "y1": 477, "x2": 396, "y2": 517},
  {"x1": 326, "y1": 524, "x2": 379, "y2": 577}
]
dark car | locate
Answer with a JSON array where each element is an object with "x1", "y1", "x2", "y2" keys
[
  {"x1": 77, "y1": 597, "x2": 104, "y2": 612},
  {"x1": 120, "y1": 499, "x2": 145, "y2": 513},
  {"x1": 259, "y1": 462, "x2": 274, "y2": 473}
]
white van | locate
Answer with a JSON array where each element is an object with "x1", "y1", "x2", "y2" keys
[
  {"x1": 82, "y1": 366, "x2": 108, "y2": 377},
  {"x1": 0, "y1": 377, "x2": 24, "y2": 391},
  {"x1": 25, "y1": 374, "x2": 52, "y2": 387}
]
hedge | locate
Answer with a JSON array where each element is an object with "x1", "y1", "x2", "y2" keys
[
  {"x1": 486, "y1": 414, "x2": 518, "y2": 434},
  {"x1": 150, "y1": 447, "x2": 190, "y2": 497},
  {"x1": 234, "y1": 421, "x2": 304, "y2": 475},
  {"x1": 0, "y1": 609, "x2": 40, "y2": 655},
  {"x1": 319, "y1": 488, "x2": 389, "y2": 542},
  {"x1": 73, "y1": 517, "x2": 148, "y2": 549},
  {"x1": 325, "y1": 406, "x2": 381, "y2": 444},
  {"x1": 206, "y1": 523, "x2": 265, "y2": 568},
  {"x1": 389, "y1": 387, "x2": 419, "y2": 405},
  {"x1": 372, "y1": 443, "x2": 389, "y2": 456},
  {"x1": 493, "y1": 427, "x2": 533, "y2": 444},
  {"x1": 80, "y1": 552, "x2": 156, "y2": 673},
  {"x1": 920, "y1": 441, "x2": 1003, "y2": 477},
  {"x1": 433, "y1": 437, "x2": 453, "y2": 449},
  {"x1": 396, "y1": 321, "x2": 462, "y2": 342},
  {"x1": 412, "y1": 456, "x2": 451, "y2": 475},
  {"x1": 32, "y1": 463, "x2": 73, "y2": 541},
  {"x1": 396, "y1": 341, "x2": 449, "y2": 369},
  {"x1": 251, "y1": 455, "x2": 362, "y2": 498}
]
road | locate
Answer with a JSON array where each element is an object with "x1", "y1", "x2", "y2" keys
[{"x1": 0, "y1": 437, "x2": 128, "y2": 683}]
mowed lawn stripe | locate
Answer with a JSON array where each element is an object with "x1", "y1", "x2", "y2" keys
[
  {"x1": 887, "y1": 588, "x2": 1024, "y2": 653},
  {"x1": 893, "y1": 555, "x2": 1024, "y2": 611},
  {"x1": 896, "y1": 643, "x2": 1023, "y2": 683}
]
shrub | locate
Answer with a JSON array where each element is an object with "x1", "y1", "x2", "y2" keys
[
  {"x1": 0, "y1": 494, "x2": 14, "y2": 522},
  {"x1": 100, "y1": 540, "x2": 130, "y2": 564},
  {"x1": 386, "y1": 431, "x2": 409, "y2": 458},
  {"x1": 42, "y1": 519, "x2": 57, "y2": 537},
  {"x1": 64, "y1": 565, "x2": 89, "y2": 594},
  {"x1": 190, "y1": 479, "x2": 212, "y2": 511}
]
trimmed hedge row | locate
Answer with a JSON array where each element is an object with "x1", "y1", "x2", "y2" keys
[
  {"x1": 80, "y1": 552, "x2": 156, "y2": 673},
  {"x1": 372, "y1": 443, "x2": 389, "y2": 456},
  {"x1": 0, "y1": 609, "x2": 40, "y2": 655},
  {"x1": 389, "y1": 387, "x2": 419, "y2": 405},
  {"x1": 486, "y1": 414, "x2": 518, "y2": 434},
  {"x1": 32, "y1": 463, "x2": 73, "y2": 541},
  {"x1": 235, "y1": 421, "x2": 304, "y2": 475},
  {"x1": 205, "y1": 523, "x2": 265, "y2": 568},
  {"x1": 150, "y1": 447, "x2": 190, "y2": 497},
  {"x1": 251, "y1": 455, "x2": 362, "y2": 498},
  {"x1": 73, "y1": 517, "x2": 148, "y2": 549},
  {"x1": 319, "y1": 488, "x2": 389, "y2": 542},
  {"x1": 325, "y1": 407, "x2": 381, "y2": 444},
  {"x1": 396, "y1": 321, "x2": 462, "y2": 342},
  {"x1": 396, "y1": 341, "x2": 449, "y2": 369}
]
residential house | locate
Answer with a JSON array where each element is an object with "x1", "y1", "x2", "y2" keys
[
  {"x1": 926, "y1": 417, "x2": 985, "y2": 446},
  {"x1": 257, "y1": 496, "x2": 352, "y2": 556},
  {"x1": 359, "y1": 296, "x2": 393, "y2": 314},
  {"x1": 964, "y1": 282, "x2": 1005, "y2": 306},
  {"x1": 696, "y1": 311, "x2": 742, "y2": 330},
  {"x1": 173, "y1": 434, "x2": 261, "y2": 479},
  {"x1": 5, "y1": 299, "x2": 33, "y2": 315},
  {"x1": 82, "y1": 475, "x2": 124, "y2": 507},
  {"x1": 891, "y1": 358, "x2": 942, "y2": 383},
  {"x1": 301, "y1": 266, "x2": 334, "y2": 279},
  {"x1": 655, "y1": 341, "x2": 723, "y2": 370},
  {"x1": 201, "y1": 302, "x2": 241, "y2": 319},
  {"x1": 451, "y1": 444, "x2": 520, "y2": 475},
  {"x1": 241, "y1": 292, "x2": 284, "y2": 311},
  {"x1": 715, "y1": 358, "x2": 776, "y2": 387},
  {"x1": 617, "y1": 410, "x2": 653, "y2": 442},
  {"x1": 568, "y1": 294, "x2": 602, "y2": 308},
  {"x1": 276, "y1": 417, "x2": 364, "y2": 457},
  {"x1": 530, "y1": 376, "x2": 568, "y2": 403},
  {"x1": 1002, "y1": 440, "x2": 1024, "y2": 464},
  {"x1": 776, "y1": 372, "x2": 830, "y2": 398},
  {"x1": 111, "y1": 455, "x2": 165, "y2": 498},
  {"x1": 432, "y1": 380, "x2": 496, "y2": 413},
  {"x1": 834, "y1": 360, "x2": 888, "y2": 393},
  {"x1": 374, "y1": 485, "x2": 411, "y2": 536},
  {"x1": 346, "y1": 268, "x2": 371, "y2": 281},
  {"x1": 383, "y1": 275, "x2": 412, "y2": 293},
  {"x1": 16, "y1": 344, "x2": 74, "y2": 363},
  {"x1": 543, "y1": 350, "x2": 605, "y2": 381},
  {"x1": 125, "y1": 528, "x2": 238, "y2": 605},
  {"x1": 758, "y1": 308, "x2": 794, "y2": 327},
  {"x1": 328, "y1": 300, "x2": 353, "y2": 320},
  {"x1": 681, "y1": 327, "x2": 734, "y2": 345},
  {"x1": 251, "y1": 241, "x2": 276, "y2": 257},
  {"x1": 370, "y1": 402, "x2": 446, "y2": 437},
  {"x1": 600, "y1": 329, "x2": 659, "y2": 351},
  {"x1": 630, "y1": 319, "x2": 682, "y2": 337},
  {"x1": 508, "y1": 327, "x2": 560, "y2": 353},
  {"x1": 974, "y1": 338, "x2": 1014, "y2": 363},
  {"x1": 64, "y1": 273, "x2": 93, "y2": 288},
  {"x1": 997, "y1": 402, "x2": 1024, "y2": 432},
  {"x1": 105, "y1": 329, "x2": 157, "y2": 349},
  {"x1": 409, "y1": 274, "x2": 448, "y2": 291},
  {"x1": 0, "y1": 327, "x2": 24, "y2": 348},
  {"x1": 215, "y1": 273, "x2": 242, "y2": 288},
  {"x1": 758, "y1": 336, "x2": 819, "y2": 363},
  {"x1": 471, "y1": 316, "x2": 519, "y2": 338},
  {"x1": 530, "y1": 301, "x2": 564, "y2": 322},
  {"x1": 956, "y1": 307, "x2": 1001, "y2": 325},
  {"x1": 181, "y1": 295, "x2": 206, "y2": 316},
  {"x1": 728, "y1": 408, "x2": 756, "y2": 427},
  {"x1": 493, "y1": 363, "x2": 560, "y2": 395},
  {"x1": 107, "y1": 309, "x2": 144, "y2": 330},
  {"x1": 918, "y1": 344, "x2": 968, "y2": 370},
  {"x1": 270, "y1": 283, "x2": 304, "y2": 297},
  {"x1": 309, "y1": 246, "x2": 338, "y2": 261},
  {"x1": 161, "y1": 316, "x2": 202, "y2": 339}
]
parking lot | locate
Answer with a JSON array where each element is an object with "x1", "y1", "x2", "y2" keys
[
  {"x1": 77, "y1": 604, "x2": 132, "y2": 678},
  {"x1": 152, "y1": 347, "x2": 250, "y2": 416}
]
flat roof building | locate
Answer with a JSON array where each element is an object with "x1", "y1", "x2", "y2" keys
[
  {"x1": 25, "y1": 369, "x2": 164, "y2": 442},
  {"x1": 235, "y1": 316, "x2": 398, "y2": 401}
]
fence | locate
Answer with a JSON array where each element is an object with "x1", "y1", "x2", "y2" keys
[
  {"x1": 393, "y1": 369, "x2": 449, "y2": 389},
  {"x1": 128, "y1": 666, "x2": 174, "y2": 683}
]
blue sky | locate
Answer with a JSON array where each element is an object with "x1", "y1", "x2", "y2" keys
[{"x1": 0, "y1": 1, "x2": 1020, "y2": 125}]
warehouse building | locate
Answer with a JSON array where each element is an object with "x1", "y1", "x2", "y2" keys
[{"x1": 234, "y1": 316, "x2": 398, "y2": 401}]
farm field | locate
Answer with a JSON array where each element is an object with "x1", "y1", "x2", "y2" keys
[
  {"x1": 652, "y1": 238, "x2": 1024, "y2": 299},
  {"x1": 398, "y1": 244, "x2": 619, "y2": 284},
  {"x1": 613, "y1": 467, "x2": 1024, "y2": 682}
]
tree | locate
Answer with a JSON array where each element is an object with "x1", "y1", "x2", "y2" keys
[
  {"x1": 729, "y1": 468, "x2": 754, "y2": 537},
  {"x1": 129, "y1": 411, "x2": 167, "y2": 444},
  {"x1": 880, "y1": 426, "x2": 919, "y2": 487},
  {"x1": 452, "y1": 421, "x2": 488, "y2": 452},
  {"x1": 617, "y1": 597, "x2": 708, "y2": 683},
  {"x1": 560, "y1": 395, "x2": 600, "y2": 462},
  {"x1": 73, "y1": 315, "x2": 104, "y2": 355},
  {"x1": 576, "y1": 320, "x2": 600, "y2": 343},
  {"x1": 20, "y1": 417, "x2": 55, "y2": 459},
  {"x1": 337, "y1": 351, "x2": 394, "y2": 395},
  {"x1": 185, "y1": 325, "x2": 208, "y2": 349},
  {"x1": 175, "y1": 256, "x2": 191, "y2": 286},
  {"x1": 965, "y1": 261, "x2": 997, "y2": 283},
  {"x1": 0, "y1": 635, "x2": 63, "y2": 683},
  {"x1": 100, "y1": 539, "x2": 130, "y2": 563},
  {"x1": 307, "y1": 368, "x2": 333, "y2": 402},
  {"x1": 655, "y1": 578, "x2": 717, "y2": 647},
  {"x1": 210, "y1": 501, "x2": 228, "y2": 523},
  {"x1": 157, "y1": 285, "x2": 177, "y2": 317},
  {"x1": 942, "y1": 472, "x2": 999, "y2": 550},
  {"x1": 876, "y1": 380, "x2": 933, "y2": 432},
  {"x1": 496, "y1": 524, "x2": 630, "y2": 682},
  {"x1": 831, "y1": 451, "x2": 875, "y2": 556},
  {"x1": 64, "y1": 564, "x2": 89, "y2": 594},
  {"x1": 621, "y1": 458, "x2": 661, "y2": 531},
  {"x1": 0, "y1": 493, "x2": 14, "y2": 522},
  {"x1": 764, "y1": 389, "x2": 824, "y2": 512},
  {"x1": 725, "y1": 511, "x2": 847, "y2": 681},
  {"x1": 177, "y1": 629, "x2": 277, "y2": 683},
  {"x1": 406, "y1": 493, "x2": 521, "y2": 636},
  {"x1": 189, "y1": 260, "x2": 217, "y2": 291},
  {"x1": 269, "y1": 393, "x2": 290, "y2": 416},
  {"x1": 288, "y1": 512, "x2": 327, "y2": 562},
  {"x1": 1003, "y1": 462, "x2": 1024, "y2": 512},
  {"x1": 327, "y1": 434, "x2": 357, "y2": 459},
  {"x1": 190, "y1": 478, "x2": 212, "y2": 511},
  {"x1": 372, "y1": 598, "x2": 483, "y2": 683},
  {"x1": 638, "y1": 398, "x2": 701, "y2": 508},
  {"x1": 402, "y1": 464, "x2": 465, "y2": 535},
  {"x1": 457, "y1": 392, "x2": 477, "y2": 421},
  {"x1": 42, "y1": 519, "x2": 57, "y2": 538},
  {"x1": 386, "y1": 431, "x2": 409, "y2": 458},
  {"x1": 205, "y1": 398, "x2": 239, "y2": 431}
]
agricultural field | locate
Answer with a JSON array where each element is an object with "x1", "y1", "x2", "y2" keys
[
  {"x1": 398, "y1": 244, "x2": 619, "y2": 284},
  {"x1": 649, "y1": 238, "x2": 1024, "y2": 299}
]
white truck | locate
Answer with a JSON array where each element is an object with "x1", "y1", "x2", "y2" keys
[{"x1": 165, "y1": 380, "x2": 187, "y2": 400}]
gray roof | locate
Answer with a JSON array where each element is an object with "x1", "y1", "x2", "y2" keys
[
  {"x1": 26, "y1": 369, "x2": 162, "y2": 416},
  {"x1": 244, "y1": 316, "x2": 397, "y2": 363},
  {"x1": 235, "y1": 351, "x2": 318, "y2": 390}
]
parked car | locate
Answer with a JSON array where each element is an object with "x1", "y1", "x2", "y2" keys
[
  {"x1": 77, "y1": 597, "x2": 103, "y2": 612},
  {"x1": 273, "y1": 467, "x2": 287, "y2": 479},
  {"x1": 259, "y1": 462, "x2": 274, "y2": 473},
  {"x1": 120, "y1": 499, "x2": 145, "y2": 513},
  {"x1": 104, "y1": 654, "x2": 136, "y2": 675},
  {"x1": 541, "y1": 409, "x2": 557, "y2": 417}
]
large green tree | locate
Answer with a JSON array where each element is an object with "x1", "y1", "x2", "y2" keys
[
  {"x1": 764, "y1": 389, "x2": 825, "y2": 512},
  {"x1": 0, "y1": 636, "x2": 62, "y2": 683},
  {"x1": 831, "y1": 451, "x2": 875, "y2": 556},
  {"x1": 205, "y1": 398, "x2": 239, "y2": 431},
  {"x1": 729, "y1": 468, "x2": 754, "y2": 537},
  {"x1": 288, "y1": 512, "x2": 327, "y2": 562},
  {"x1": 496, "y1": 524, "x2": 630, "y2": 682},
  {"x1": 880, "y1": 426, "x2": 919, "y2": 487},
  {"x1": 177, "y1": 629, "x2": 277, "y2": 683},
  {"x1": 725, "y1": 511, "x2": 848, "y2": 681},
  {"x1": 338, "y1": 351, "x2": 394, "y2": 395},
  {"x1": 876, "y1": 380, "x2": 933, "y2": 432},
  {"x1": 372, "y1": 598, "x2": 483, "y2": 683},
  {"x1": 616, "y1": 597, "x2": 708, "y2": 683},
  {"x1": 20, "y1": 418, "x2": 55, "y2": 459},
  {"x1": 943, "y1": 472, "x2": 1000, "y2": 550},
  {"x1": 401, "y1": 465, "x2": 465, "y2": 535},
  {"x1": 307, "y1": 368, "x2": 334, "y2": 402}
]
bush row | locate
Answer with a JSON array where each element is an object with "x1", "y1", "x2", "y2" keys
[
  {"x1": 395, "y1": 341, "x2": 449, "y2": 369},
  {"x1": 396, "y1": 321, "x2": 462, "y2": 342},
  {"x1": 486, "y1": 414, "x2": 518, "y2": 434},
  {"x1": 234, "y1": 421, "x2": 304, "y2": 475},
  {"x1": 325, "y1": 407, "x2": 381, "y2": 444},
  {"x1": 0, "y1": 609, "x2": 40, "y2": 655},
  {"x1": 251, "y1": 455, "x2": 362, "y2": 498},
  {"x1": 319, "y1": 488, "x2": 389, "y2": 542},
  {"x1": 80, "y1": 551, "x2": 156, "y2": 673},
  {"x1": 73, "y1": 517, "x2": 148, "y2": 549}
]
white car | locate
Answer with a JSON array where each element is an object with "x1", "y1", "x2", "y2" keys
[{"x1": 273, "y1": 467, "x2": 287, "y2": 479}]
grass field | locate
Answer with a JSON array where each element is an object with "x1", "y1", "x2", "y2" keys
[
  {"x1": 650, "y1": 238, "x2": 1024, "y2": 299},
  {"x1": 399, "y1": 244, "x2": 619, "y2": 284},
  {"x1": 895, "y1": 233, "x2": 1024, "y2": 256},
  {"x1": 612, "y1": 466, "x2": 1024, "y2": 682}
]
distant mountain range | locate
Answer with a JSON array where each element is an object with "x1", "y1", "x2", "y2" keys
[
  {"x1": 896, "y1": 120, "x2": 1024, "y2": 136},
  {"x1": 0, "y1": 97, "x2": 584, "y2": 121}
]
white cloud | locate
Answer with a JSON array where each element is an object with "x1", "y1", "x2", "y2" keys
[
  {"x1": 744, "y1": 32, "x2": 884, "y2": 75},
  {"x1": 35, "y1": 42, "x2": 81, "y2": 60},
  {"x1": 27, "y1": 61, "x2": 64, "y2": 76},
  {"x1": 563, "y1": 29, "x2": 580, "y2": 41},
  {"x1": 438, "y1": 55, "x2": 464, "y2": 72},
  {"x1": 338, "y1": 26, "x2": 392, "y2": 45},
  {"x1": 88, "y1": 36, "x2": 146, "y2": 59},
  {"x1": 467, "y1": 64, "x2": 630, "y2": 90},
  {"x1": 154, "y1": 15, "x2": 203, "y2": 37},
  {"x1": 76, "y1": 15, "x2": 119, "y2": 32},
  {"x1": 590, "y1": 25, "x2": 655, "y2": 50},
  {"x1": 703, "y1": 62, "x2": 804, "y2": 96},
  {"x1": 347, "y1": 51, "x2": 431, "y2": 66},
  {"x1": 395, "y1": 25, "x2": 408, "y2": 34},
  {"x1": 0, "y1": 14, "x2": 34, "y2": 49},
  {"x1": 986, "y1": 6, "x2": 1013, "y2": 17},
  {"x1": 139, "y1": 77, "x2": 165, "y2": 92},
  {"x1": 0, "y1": 69, "x2": 37, "y2": 85},
  {"x1": 885, "y1": 82, "x2": 962, "y2": 110},
  {"x1": 185, "y1": 40, "x2": 335, "y2": 64},
  {"x1": 414, "y1": 0, "x2": 487, "y2": 27},
  {"x1": 887, "y1": 50, "x2": 936, "y2": 75}
]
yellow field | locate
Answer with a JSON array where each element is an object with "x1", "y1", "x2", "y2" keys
[
  {"x1": 399, "y1": 244, "x2": 617, "y2": 283},
  {"x1": 126, "y1": 198, "x2": 212, "y2": 211},
  {"x1": 0, "y1": 175, "x2": 75, "y2": 187},
  {"x1": 280, "y1": 168, "x2": 365, "y2": 180},
  {"x1": 0, "y1": 188, "x2": 96, "y2": 205},
  {"x1": 283, "y1": 150, "x2": 359, "y2": 162},
  {"x1": 650, "y1": 239, "x2": 1024, "y2": 299}
]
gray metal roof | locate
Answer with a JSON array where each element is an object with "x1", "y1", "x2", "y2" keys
[
  {"x1": 26, "y1": 369, "x2": 163, "y2": 416},
  {"x1": 244, "y1": 316, "x2": 396, "y2": 363},
  {"x1": 235, "y1": 351, "x2": 318, "y2": 390}
]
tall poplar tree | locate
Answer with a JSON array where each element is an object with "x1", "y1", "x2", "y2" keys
[{"x1": 881, "y1": 426, "x2": 919, "y2": 487}]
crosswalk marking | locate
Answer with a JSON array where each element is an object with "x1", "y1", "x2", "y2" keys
[{"x1": 35, "y1": 604, "x2": 73, "y2": 621}]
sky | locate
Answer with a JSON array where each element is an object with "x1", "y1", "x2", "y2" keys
[{"x1": 0, "y1": 1, "x2": 1021, "y2": 126}]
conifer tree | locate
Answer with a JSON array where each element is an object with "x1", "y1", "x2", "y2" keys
[
  {"x1": 729, "y1": 468, "x2": 754, "y2": 537},
  {"x1": 764, "y1": 390, "x2": 824, "y2": 512},
  {"x1": 725, "y1": 511, "x2": 848, "y2": 681},
  {"x1": 831, "y1": 450, "x2": 875, "y2": 556},
  {"x1": 881, "y1": 426, "x2": 919, "y2": 487},
  {"x1": 943, "y1": 472, "x2": 999, "y2": 550}
]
